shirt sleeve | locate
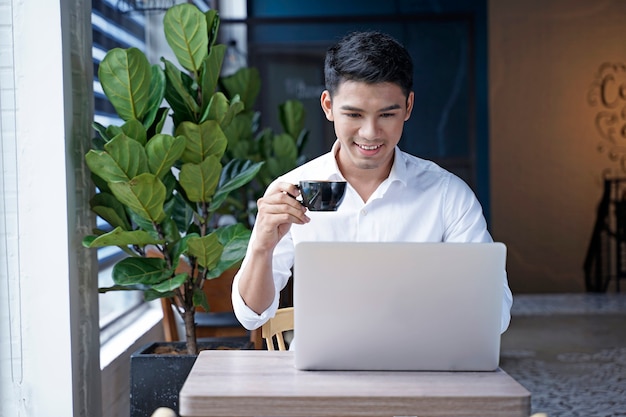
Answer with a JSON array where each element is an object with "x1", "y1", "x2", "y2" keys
[
  {"x1": 501, "y1": 273, "x2": 513, "y2": 333},
  {"x1": 231, "y1": 228, "x2": 295, "y2": 330},
  {"x1": 442, "y1": 174, "x2": 513, "y2": 334}
]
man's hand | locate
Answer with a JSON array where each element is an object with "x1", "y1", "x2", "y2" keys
[
  {"x1": 237, "y1": 182, "x2": 309, "y2": 315},
  {"x1": 251, "y1": 182, "x2": 310, "y2": 254}
]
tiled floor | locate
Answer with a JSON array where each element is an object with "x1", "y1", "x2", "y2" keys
[{"x1": 500, "y1": 294, "x2": 626, "y2": 417}]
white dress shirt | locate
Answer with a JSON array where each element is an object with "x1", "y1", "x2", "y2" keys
[{"x1": 232, "y1": 143, "x2": 513, "y2": 341}]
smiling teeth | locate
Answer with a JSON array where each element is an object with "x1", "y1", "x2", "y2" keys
[{"x1": 358, "y1": 144, "x2": 381, "y2": 150}]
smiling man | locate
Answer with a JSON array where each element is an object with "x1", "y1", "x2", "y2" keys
[{"x1": 232, "y1": 31, "x2": 512, "y2": 346}]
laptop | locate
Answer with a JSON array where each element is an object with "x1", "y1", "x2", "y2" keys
[{"x1": 293, "y1": 241, "x2": 506, "y2": 371}]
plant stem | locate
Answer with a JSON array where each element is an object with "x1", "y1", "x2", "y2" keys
[{"x1": 183, "y1": 306, "x2": 198, "y2": 355}]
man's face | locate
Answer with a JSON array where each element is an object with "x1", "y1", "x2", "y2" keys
[{"x1": 321, "y1": 80, "x2": 414, "y2": 176}]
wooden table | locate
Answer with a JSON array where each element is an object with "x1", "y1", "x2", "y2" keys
[{"x1": 179, "y1": 351, "x2": 531, "y2": 417}]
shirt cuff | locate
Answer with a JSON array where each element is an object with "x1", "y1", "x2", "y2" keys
[{"x1": 231, "y1": 272, "x2": 280, "y2": 330}]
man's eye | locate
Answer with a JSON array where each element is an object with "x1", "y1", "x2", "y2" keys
[
  {"x1": 345, "y1": 113, "x2": 361, "y2": 118},
  {"x1": 380, "y1": 113, "x2": 396, "y2": 118}
]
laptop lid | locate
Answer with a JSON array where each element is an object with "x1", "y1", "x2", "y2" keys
[{"x1": 293, "y1": 242, "x2": 506, "y2": 371}]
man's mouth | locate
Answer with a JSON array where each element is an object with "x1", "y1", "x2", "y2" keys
[{"x1": 356, "y1": 143, "x2": 382, "y2": 151}]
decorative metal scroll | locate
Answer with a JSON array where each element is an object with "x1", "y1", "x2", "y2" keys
[
  {"x1": 587, "y1": 62, "x2": 626, "y2": 176},
  {"x1": 116, "y1": 0, "x2": 176, "y2": 13}
]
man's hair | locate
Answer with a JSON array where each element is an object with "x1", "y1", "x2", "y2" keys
[{"x1": 324, "y1": 31, "x2": 414, "y2": 98}]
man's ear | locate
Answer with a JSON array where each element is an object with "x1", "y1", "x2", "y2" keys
[
  {"x1": 404, "y1": 91, "x2": 415, "y2": 121},
  {"x1": 320, "y1": 90, "x2": 334, "y2": 121}
]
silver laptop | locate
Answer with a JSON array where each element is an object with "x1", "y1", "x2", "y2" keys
[{"x1": 293, "y1": 241, "x2": 506, "y2": 371}]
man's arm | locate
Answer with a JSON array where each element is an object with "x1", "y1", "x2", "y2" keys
[
  {"x1": 233, "y1": 182, "x2": 309, "y2": 318},
  {"x1": 442, "y1": 175, "x2": 512, "y2": 333}
]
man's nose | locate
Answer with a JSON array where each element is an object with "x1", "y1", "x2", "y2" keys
[{"x1": 359, "y1": 118, "x2": 379, "y2": 140}]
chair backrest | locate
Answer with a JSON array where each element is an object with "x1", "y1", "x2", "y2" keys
[{"x1": 262, "y1": 307, "x2": 294, "y2": 350}]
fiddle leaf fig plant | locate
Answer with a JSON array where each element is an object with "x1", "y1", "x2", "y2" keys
[
  {"x1": 220, "y1": 67, "x2": 310, "y2": 226},
  {"x1": 83, "y1": 4, "x2": 263, "y2": 355}
]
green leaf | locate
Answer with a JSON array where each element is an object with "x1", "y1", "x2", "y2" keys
[
  {"x1": 93, "y1": 121, "x2": 112, "y2": 142},
  {"x1": 148, "y1": 107, "x2": 170, "y2": 137},
  {"x1": 160, "y1": 217, "x2": 181, "y2": 244},
  {"x1": 106, "y1": 124, "x2": 123, "y2": 139},
  {"x1": 90, "y1": 192, "x2": 131, "y2": 230},
  {"x1": 220, "y1": 67, "x2": 261, "y2": 110},
  {"x1": 162, "y1": 58, "x2": 200, "y2": 123},
  {"x1": 200, "y1": 44, "x2": 226, "y2": 113},
  {"x1": 164, "y1": 3, "x2": 208, "y2": 74},
  {"x1": 106, "y1": 132, "x2": 149, "y2": 174},
  {"x1": 221, "y1": 96, "x2": 245, "y2": 131},
  {"x1": 85, "y1": 133, "x2": 149, "y2": 183},
  {"x1": 193, "y1": 288, "x2": 210, "y2": 312},
  {"x1": 266, "y1": 133, "x2": 298, "y2": 177},
  {"x1": 112, "y1": 257, "x2": 170, "y2": 286},
  {"x1": 176, "y1": 120, "x2": 227, "y2": 164},
  {"x1": 169, "y1": 232, "x2": 199, "y2": 267},
  {"x1": 152, "y1": 273, "x2": 188, "y2": 293},
  {"x1": 85, "y1": 227, "x2": 162, "y2": 248},
  {"x1": 143, "y1": 289, "x2": 173, "y2": 301},
  {"x1": 99, "y1": 284, "x2": 146, "y2": 293},
  {"x1": 98, "y1": 47, "x2": 152, "y2": 121},
  {"x1": 205, "y1": 9, "x2": 220, "y2": 47},
  {"x1": 187, "y1": 232, "x2": 223, "y2": 270},
  {"x1": 223, "y1": 112, "x2": 254, "y2": 157},
  {"x1": 86, "y1": 151, "x2": 125, "y2": 183},
  {"x1": 170, "y1": 192, "x2": 194, "y2": 234},
  {"x1": 109, "y1": 173, "x2": 167, "y2": 223},
  {"x1": 82, "y1": 235, "x2": 97, "y2": 248},
  {"x1": 265, "y1": 159, "x2": 282, "y2": 183},
  {"x1": 121, "y1": 118, "x2": 147, "y2": 145},
  {"x1": 179, "y1": 156, "x2": 221, "y2": 203},
  {"x1": 279, "y1": 99, "x2": 306, "y2": 138},
  {"x1": 143, "y1": 64, "x2": 167, "y2": 130},
  {"x1": 90, "y1": 173, "x2": 110, "y2": 194},
  {"x1": 211, "y1": 159, "x2": 264, "y2": 211},
  {"x1": 207, "y1": 223, "x2": 251, "y2": 278},
  {"x1": 145, "y1": 134, "x2": 186, "y2": 179},
  {"x1": 202, "y1": 92, "x2": 229, "y2": 126},
  {"x1": 162, "y1": 170, "x2": 178, "y2": 197},
  {"x1": 273, "y1": 133, "x2": 298, "y2": 161}
]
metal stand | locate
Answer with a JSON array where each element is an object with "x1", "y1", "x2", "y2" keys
[{"x1": 584, "y1": 178, "x2": 626, "y2": 292}]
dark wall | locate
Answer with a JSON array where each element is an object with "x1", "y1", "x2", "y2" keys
[{"x1": 227, "y1": 0, "x2": 490, "y2": 221}]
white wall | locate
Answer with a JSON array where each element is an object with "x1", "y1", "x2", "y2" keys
[{"x1": 0, "y1": 1, "x2": 101, "y2": 416}]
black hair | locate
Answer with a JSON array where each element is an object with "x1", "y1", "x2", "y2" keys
[{"x1": 324, "y1": 31, "x2": 414, "y2": 98}]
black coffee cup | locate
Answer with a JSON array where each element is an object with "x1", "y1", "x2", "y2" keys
[{"x1": 297, "y1": 180, "x2": 347, "y2": 211}]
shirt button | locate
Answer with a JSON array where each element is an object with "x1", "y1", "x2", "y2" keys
[{"x1": 361, "y1": 209, "x2": 368, "y2": 216}]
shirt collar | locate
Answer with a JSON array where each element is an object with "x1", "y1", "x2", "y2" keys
[
  {"x1": 387, "y1": 146, "x2": 409, "y2": 187},
  {"x1": 322, "y1": 141, "x2": 346, "y2": 181}
]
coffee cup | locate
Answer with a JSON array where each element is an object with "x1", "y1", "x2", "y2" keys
[{"x1": 297, "y1": 180, "x2": 347, "y2": 211}]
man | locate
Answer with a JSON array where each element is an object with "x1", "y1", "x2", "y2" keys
[{"x1": 232, "y1": 31, "x2": 513, "y2": 342}]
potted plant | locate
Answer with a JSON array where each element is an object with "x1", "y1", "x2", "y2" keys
[
  {"x1": 83, "y1": 4, "x2": 263, "y2": 416},
  {"x1": 220, "y1": 67, "x2": 310, "y2": 227}
]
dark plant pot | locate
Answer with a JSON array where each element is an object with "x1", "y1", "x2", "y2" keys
[{"x1": 130, "y1": 337, "x2": 253, "y2": 417}]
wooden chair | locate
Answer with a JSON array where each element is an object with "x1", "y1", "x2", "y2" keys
[{"x1": 261, "y1": 307, "x2": 294, "y2": 350}]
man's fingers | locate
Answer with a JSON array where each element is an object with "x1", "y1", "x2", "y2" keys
[{"x1": 258, "y1": 193, "x2": 309, "y2": 224}]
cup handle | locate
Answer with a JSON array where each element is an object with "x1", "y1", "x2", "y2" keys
[{"x1": 287, "y1": 184, "x2": 305, "y2": 206}]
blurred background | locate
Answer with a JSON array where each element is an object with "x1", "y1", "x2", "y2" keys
[{"x1": 100, "y1": 0, "x2": 626, "y2": 295}]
